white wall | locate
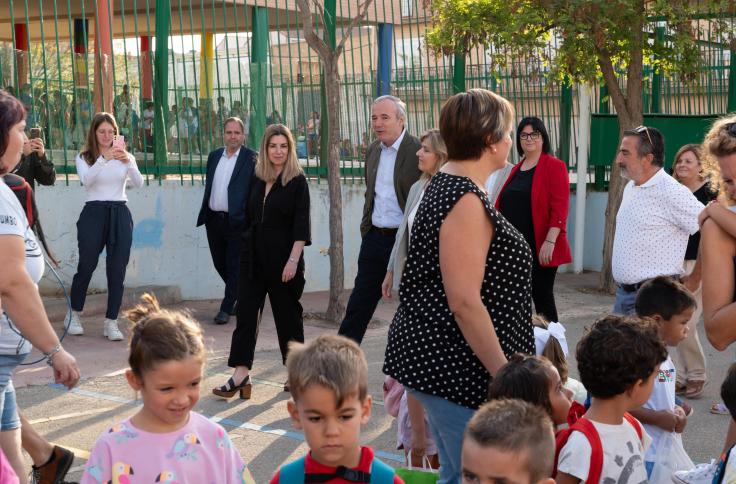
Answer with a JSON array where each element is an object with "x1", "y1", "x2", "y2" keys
[{"x1": 36, "y1": 182, "x2": 607, "y2": 299}]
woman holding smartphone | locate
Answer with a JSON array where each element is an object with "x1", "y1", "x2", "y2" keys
[{"x1": 67, "y1": 112, "x2": 143, "y2": 341}]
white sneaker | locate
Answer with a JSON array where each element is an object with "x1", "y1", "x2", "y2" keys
[
  {"x1": 103, "y1": 319, "x2": 124, "y2": 341},
  {"x1": 672, "y1": 460, "x2": 717, "y2": 484},
  {"x1": 65, "y1": 310, "x2": 84, "y2": 335}
]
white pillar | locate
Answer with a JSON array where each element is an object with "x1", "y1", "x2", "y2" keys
[{"x1": 573, "y1": 84, "x2": 592, "y2": 274}]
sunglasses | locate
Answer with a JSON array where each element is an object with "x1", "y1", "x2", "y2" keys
[
  {"x1": 633, "y1": 125, "x2": 653, "y2": 146},
  {"x1": 726, "y1": 123, "x2": 736, "y2": 137}
]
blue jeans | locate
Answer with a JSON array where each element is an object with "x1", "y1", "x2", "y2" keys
[
  {"x1": 408, "y1": 389, "x2": 475, "y2": 484},
  {"x1": 0, "y1": 353, "x2": 27, "y2": 431},
  {"x1": 613, "y1": 286, "x2": 637, "y2": 315}
]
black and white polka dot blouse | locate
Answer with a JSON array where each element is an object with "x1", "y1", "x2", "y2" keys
[{"x1": 383, "y1": 172, "x2": 534, "y2": 410}]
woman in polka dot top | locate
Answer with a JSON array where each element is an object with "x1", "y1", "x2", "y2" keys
[{"x1": 383, "y1": 89, "x2": 535, "y2": 484}]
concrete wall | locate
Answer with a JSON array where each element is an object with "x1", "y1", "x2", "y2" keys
[{"x1": 35, "y1": 182, "x2": 607, "y2": 299}]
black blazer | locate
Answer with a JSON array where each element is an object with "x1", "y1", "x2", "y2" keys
[{"x1": 196, "y1": 146, "x2": 257, "y2": 228}]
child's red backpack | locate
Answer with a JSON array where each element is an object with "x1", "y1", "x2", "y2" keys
[{"x1": 553, "y1": 412, "x2": 643, "y2": 483}]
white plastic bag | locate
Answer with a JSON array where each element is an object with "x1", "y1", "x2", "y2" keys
[{"x1": 649, "y1": 433, "x2": 694, "y2": 484}]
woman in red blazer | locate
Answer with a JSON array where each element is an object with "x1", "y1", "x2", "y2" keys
[{"x1": 496, "y1": 117, "x2": 572, "y2": 322}]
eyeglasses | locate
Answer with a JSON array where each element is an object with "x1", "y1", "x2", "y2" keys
[
  {"x1": 633, "y1": 125, "x2": 653, "y2": 146},
  {"x1": 520, "y1": 131, "x2": 541, "y2": 141},
  {"x1": 726, "y1": 123, "x2": 736, "y2": 138}
]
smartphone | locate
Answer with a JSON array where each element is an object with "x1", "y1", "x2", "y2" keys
[
  {"x1": 113, "y1": 135, "x2": 125, "y2": 149},
  {"x1": 29, "y1": 127, "x2": 41, "y2": 139}
]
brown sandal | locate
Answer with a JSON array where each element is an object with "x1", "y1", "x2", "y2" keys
[{"x1": 685, "y1": 380, "x2": 706, "y2": 399}]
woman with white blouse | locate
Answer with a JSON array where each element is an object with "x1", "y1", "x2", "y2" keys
[{"x1": 67, "y1": 112, "x2": 144, "y2": 341}]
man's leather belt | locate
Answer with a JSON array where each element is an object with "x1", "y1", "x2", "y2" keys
[
  {"x1": 620, "y1": 274, "x2": 680, "y2": 293},
  {"x1": 372, "y1": 225, "x2": 398, "y2": 236}
]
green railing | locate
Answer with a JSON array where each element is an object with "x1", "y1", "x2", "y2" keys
[{"x1": 1, "y1": 0, "x2": 733, "y2": 186}]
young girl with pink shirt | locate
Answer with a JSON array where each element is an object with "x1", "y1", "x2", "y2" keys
[{"x1": 80, "y1": 294, "x2": 255, "y2": 484}]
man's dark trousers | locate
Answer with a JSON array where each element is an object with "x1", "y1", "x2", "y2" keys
[
  {"x1": 205, "y1": 212, "x2": 241, "y2": 314},
  {"x1": 338, "y1": 227, "x2": 396, "y2": 344}
]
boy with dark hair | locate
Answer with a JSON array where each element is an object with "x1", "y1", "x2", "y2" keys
[
  {"x1": 271, "y1": 335, "x2": 402, "y2": 483},
  {"x1": 632, "y1": 276, "x2": 696, "y2": 476},
  {"x1": 463, "y1": 399, "x2": 555, "y2": 484},
  {"x1": 556, "y1": 316, "x2": 667, "y2": 483}
]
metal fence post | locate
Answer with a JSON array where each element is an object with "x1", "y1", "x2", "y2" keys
[
  {"x1": 153, "y1": 0, "x2": 171, "y2": 175},
  {"x1": 249, "y1": 6, "x2": 268, "y2": 150},
  {"x1": 452, "y1": 52, "x2": 465, "y2": 94},
  {"x1": 319, "y1": 0, "x2": 337, "y2": 174},
  {"x1": 558, "y1": 79, "x2": 572, "y2": 165}
]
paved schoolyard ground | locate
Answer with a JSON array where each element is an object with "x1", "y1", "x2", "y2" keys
[{"x1": 15, "y1": 272, "x2": 732, "y2": 482}]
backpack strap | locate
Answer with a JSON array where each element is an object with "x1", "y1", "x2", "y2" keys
[
  {"x1": 713, "y1": 443, "x2": 736, "y2": 484},
  {"x1": 279, "y1": 456, "x2": 306, "y2": 484},
  {"x1": 369, "y1": 457, "x2": 395, "y2": 484},
  {"x1": 623, "y1": 413, "x2": 643, "y2": 442},
  {"x1": 553, "y1": 417, "x2": 603, "y2": 484}
]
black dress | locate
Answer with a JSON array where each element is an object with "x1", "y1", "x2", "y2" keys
[
  {"x1": 228, "y1": 173, "x2": 311, "y2": 369},
  {"x1": 383, "y1": 172, "x2": 534, "y2": 410},
  {"x1": 498, "y1": 165, "x2": 559, "y2": 322}
]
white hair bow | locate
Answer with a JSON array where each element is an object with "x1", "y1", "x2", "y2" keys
[{"x1": 534, "y1": 322, "x2": 569, "y2": 357}]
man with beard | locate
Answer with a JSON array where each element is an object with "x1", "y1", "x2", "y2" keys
[{"x1": 611, "y1": 125, "x2": 704, "y2": 314}]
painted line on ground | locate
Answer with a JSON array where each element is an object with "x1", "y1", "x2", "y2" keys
[
  {"x1": 47, "y1": 384, "x2": 404, "y2": 463},
  {"x1": 27, "y1": 407, "x2": 117, "y2": 425}
]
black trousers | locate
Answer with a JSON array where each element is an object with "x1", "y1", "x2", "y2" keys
[
  {"x1": 338, "y1": 227, "x2": 396, "y2": 344},
  {"x1": 532, "y1": 259, "x2": 559, "y2": 322},
  {"x1": 70, "y1": 201, "x2": 133, "y2": 320},
  {"x1": 205, "y1": 212, "x2": 242, "y2": 314},
  {"x1": 228, "y1": 261, "x2": 305, "y2": 369}
]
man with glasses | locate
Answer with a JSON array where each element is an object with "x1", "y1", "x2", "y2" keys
[{"x1": 611, "y1": 125, "x2": 704, "y2": 314}]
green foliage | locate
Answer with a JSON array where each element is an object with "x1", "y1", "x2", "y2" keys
[{"x1": 425, "y1": 0, "x2": 734, "y2": 85}]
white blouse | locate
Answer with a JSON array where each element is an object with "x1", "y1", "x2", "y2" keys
[{"x1": 75, "y1": 153, "x2": 144, "y2": 202}]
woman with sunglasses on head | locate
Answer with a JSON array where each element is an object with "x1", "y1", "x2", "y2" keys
[
  {"x1": 496, "y1": 117, "x2": 571, "y2": 323},
  {"x1": 677, "y1": 116, "x2": 736, "y2": 483}
]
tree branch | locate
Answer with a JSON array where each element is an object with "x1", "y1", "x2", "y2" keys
[
  {"x1": 336, "y1": 0, "x2": 375, "y2": 57},
  {"x1": 596, "y1": 47, "x2": 629, "y2": 120},
  {"x1": 296, "y1": 0, "x2": 333, "y2": 60}
]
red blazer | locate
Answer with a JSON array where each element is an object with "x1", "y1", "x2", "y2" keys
[{"x1": 496, "y1": 152, "x2": 572, "y2": 267}]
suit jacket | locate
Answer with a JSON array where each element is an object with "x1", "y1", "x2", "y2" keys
[
  {"x1": 388, "y1": 177, "x2": 429, "y2": 289},
  {"x1": 360, "y1": 132, "x2": 422, "y2": 237},
  {"x1": 196, "y1": 146, "x2": 257, "y2": 229},
  {"x1": 496, "y1": 152, "x2": 572, "y2": 267}
]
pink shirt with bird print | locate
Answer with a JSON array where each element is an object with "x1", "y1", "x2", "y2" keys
[{"x1": 80, "y1": 412, "x2": 255, "y2": 484}]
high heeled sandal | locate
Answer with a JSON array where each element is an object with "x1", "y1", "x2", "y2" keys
[{"x1": 212, "y1": 375, "x2": 252, "y2": 400}]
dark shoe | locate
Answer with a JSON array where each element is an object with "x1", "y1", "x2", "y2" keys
[
  {"x1": 212, "y1": 375, "x2": 252, "y2": 400},
  {"x1": 284, "y1": 382, "x2": 290, "y2": 393},
  {"x1": 214, "y1": 311, "x2": 230, "y2": 325},
  {"x1": 229, "y1": 301, "x2": 237, "y2": 316},
  {"x1": 30, "y1": 445, "x2": 74, "y2": 484}
]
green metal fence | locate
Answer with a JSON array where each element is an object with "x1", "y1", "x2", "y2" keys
[{"x1": 1, "y1": 0, "x2": 733, "y2": 186}]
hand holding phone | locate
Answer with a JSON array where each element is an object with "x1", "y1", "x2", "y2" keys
[{"x1": 112, "y1": 135, "x2": 125, "y2": 150}]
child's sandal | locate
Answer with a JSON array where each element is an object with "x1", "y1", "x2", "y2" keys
[{"x1": 711, "y1": 402, "x2": 730, "y2": 415}]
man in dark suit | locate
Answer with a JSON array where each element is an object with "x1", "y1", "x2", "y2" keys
[
  {"x1": 338, "y1": 95, "x2": 422, "y2": 344},
  {"x1": 197, "y1": 117, "x2": 257, "y2": 324}
]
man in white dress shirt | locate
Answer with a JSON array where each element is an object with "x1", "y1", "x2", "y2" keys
[
  {"x1": 612, "y1": 125, "x2": 704, "y2": 314},
  {"x1": 338, "y1": 96, "x2": 422, "y2": 344},
  {"x1": 196, "y1": 118, "x2": 257, "y2": 324}
]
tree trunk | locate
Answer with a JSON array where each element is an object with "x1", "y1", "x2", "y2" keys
[{"x1": 323, "y1": 59, "x2": 346, "y2": 322}]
